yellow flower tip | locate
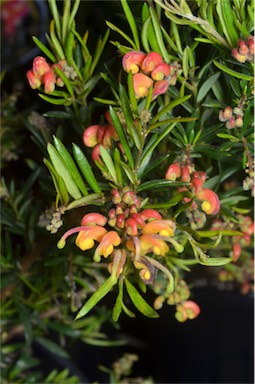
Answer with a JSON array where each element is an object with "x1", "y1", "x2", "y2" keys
[
  {"x1": 57, "y1": 238, "x2": 66, "y2": 249},
  {"x1": 76, "y1": 237, "x2": 95, "y2": 251},
  {"x1": 140, "y1": 269, "x2": 151, "y2": 281},
  {"x1": 201, "y1": 201, "x2": 211, "y2": 214},
  {"x1": 159, "y1": 229, "x2": 173, "y2": 237}
]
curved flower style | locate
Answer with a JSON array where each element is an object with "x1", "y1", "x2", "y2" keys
[
  {"x1": 196, "y1": 188, "x2": 220, "y2": 215},
  {"x1": 142, "y1": 219, "x2": 176, "y2": 237}
]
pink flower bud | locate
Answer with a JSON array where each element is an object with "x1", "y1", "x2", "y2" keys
[
  {"x1": 32, "y1": 56, "x2": 51, "y2": 76},
  {"x1": 226, "y1": 117, "x2": 236, "y2": 129},
  {"x1": 116, "y1": 214, "x2": 125, "y2": 229},
  {"x1": 151, "y1": 63, "x2": 171, "y2": 80},
  {"x1": 196, "y1": 188, "x2": 220, "y2": 215},
  {"x1": 152, "y1": 79, "x2": 169, "y2": 99},
  {"x1": 26, "y1": 70, "x2": 41, "y2": 89},
  {"x1": 232, "y1": 243, "x2": 241, "y2": 262},
  {"x1": 43, "y1": 70, "x2": 56, "y2": 94},
  {"x1": 133, "y1": 73, "x2": 154, "y2": 98},
  {"x1": 191, "y1": 177, "x2": 204, "y2": 194},
  {"x1": 165, "y1": 163, "x2": 181, "y2": 181},
  {"x1": 235, "y1": 115, "x2": 243, "y2": 127},
  {"x1": 81, "y1": 213, "x2": 107, "y2": 226},
  {"x1": 122, "y1": 51, "x2": 146, "y2": 74},
  {"x1": 83, "y1": 125, "x2": 100, "y2": 147},
  {"x1": 140, "y1": 209, "x2": 162, "y2": 221},
  {"x1": 56, "y1": 77, "x2": 64, "y2": 87},
  {"x1": 111, "y1": 189, "x2": 122, "y2": 204},
  {"x1": 91, "y1": 144, "x2": 102, "y2": 162},
  {"x1": 125, "y1": 218, "x2": 139, "y2": 236},
  {"x1": 237, "y1": 40, "x2": 249, "y2": 55},
  {"x1": 141, "y1": 52, "x2": 163, "y2": 74},
  {"x1": 246, "y1": 36, "x2": 254, "y2": 55},
  {"x1": 181, "y1": 165, "x2": 191, "y2": 182}
]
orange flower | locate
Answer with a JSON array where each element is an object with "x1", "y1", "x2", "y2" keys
[
  {"x1": 140, "y1": 234, "x2": 169, "y2": 256},
  {"x1": 75, "y1": 226, "x2": 107, "y2": 251},
  {"x1": 94, "y1": 231, "x2": 121, "y2": 261},
  {"x1": 133, "y1": 73, "x2": 153, "y2": 98},
  {"x1": 142, "y1": 220, "x2": 175, "y2": 237}
]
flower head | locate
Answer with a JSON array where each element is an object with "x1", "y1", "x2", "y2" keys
[{"x1": 33, "y1": 56, "x2": 51, "y2": 76}]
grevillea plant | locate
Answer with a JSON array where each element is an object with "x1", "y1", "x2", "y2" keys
[{"x1": 24, "y1": 0, "x2": 254, "y2": 324}]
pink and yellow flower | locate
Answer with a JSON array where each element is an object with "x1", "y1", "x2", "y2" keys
[
  {"x1": 94, "y1": 231, "x2": 121, "y2": 261},
  {"x1": 196, "y1": 188, "x2": 220, "y2": 215},
  {"x1": 133, "y1": 73, "x2": 154, "y2": 98}
]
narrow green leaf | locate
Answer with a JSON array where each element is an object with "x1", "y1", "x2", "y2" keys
[
  {"x1": 32, "y1": 36, "x2": 56, "y2": 63},
  {"x1": 213, "y1": 61, "x2": 253, "y2": 81},
  {"x1": 114, "y1": 148, "x2": 123, "y2": 187},
  {"x1": 66, "y1": 193, "x2": 103, "y2": 210},
  {"x1": 90, "y1": 29, "x2": 110, "y2": 75},
  {"x1": 65, "y1": 28, "x2": 75, "y2": 67},
  {"x1": 140, "y1": 123, "x2": 177, "y2": 168},
  {"x1": 47, "y1": 143, "x2": 82, "y2": 199},
  {"x1": 216, "y1": 0, "x2": 239, "y2": 46},
  {"x1": 125, "y1": 279, "x2": 159, "y2": 318},
  {"x1": 149, "y1": 6, "x2": 169, "y2": 62},
  {"x1": 120, "y1": 0, "x2": 140, "y2": 50},
  {"x1": 120, "y1": 161, "x2": 136, "y2": 184},
  {"x1": 54, "y1": 66, "x2": 74, "y2": 97},
  {"x1": 72, "y1": 144, "x2": 101, "y2": 193},
  {"x1": 62, "y1": 0, "x2": 71, "y2": 44},
  {"x1": 197, "y1": 72, "x2": 221, "y2": 103},
  {"x1": 35, "y1": 337, "x2": 70, "y2": 359},
  {"x1": 112, "y1": 279, "x2": 124, "y2": 322},
  {"x1": 106, "y1": 21, "x2": 136, "y2": 49},
  {"x1": 127, "y1": 72, "x2": 138, "y2": 115},
  {"x1": 109, "y1": 106, "x2": 134, "y2": 169},
  {"x1": 44, "y1": 158, "x2": 69, "y2": 204},
  {"x1": 48, "y1": 0, "x2": 61, "y2": 40},
  {"x1": 198, "y1": 256, "x2": 233, "y2": 266},
  {"x1": 38, "y1": 94, "x2": 70, "y2": 106},
  {"x1": 49, "y1": 21, "x2": 65, "y2": 59},
  {"x1": 150, "y1": 95, "x2": 191, "y2": 124},
  {"x1": 137, "y1": 179, "x2": 187, "y2": 192},
  {"x1": 119, "y1": 84, "x2": 142, "y2": 149},
  {"x1": 100, "y1": 146, "x2": 118, "y2": 184},
  {"x1": 68, "y1": 0, "x2": 81, "y2": 31},
  {"x1": 75, "y1": 275, "x2": 118, "y2": 319},
  {"x1": 53, "y1": 136, "x2": 88, "y2": 196},
  {"x1": 197, "y1": 229, "x2": 243, "y2": 237}
]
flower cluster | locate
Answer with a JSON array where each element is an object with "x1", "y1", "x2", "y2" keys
[
  {"x1": 219, "y1": 105, "x2": 244, "y2": 128},
  {"x1": 26, "y1": 56, "x2": 76, "y2": 94},
  {"x1": 165, "y1": 162, "x2": 220, "y2": 216},
  {"x1": 153, "y1": 278, "x2": 200, "y2": 322},
  {"x1": 232, "y1": 36, "x2": 254, "y2": 63},
  {"x1": 122, "y1": 51, "x2": 181, "y2": 99},
  {"x1": 212, "y1": 214, "x2": 254, "y2": 262},
  {"x1": 83, "y1": 111, "x2": 119, "y2": 161},
  {"x1": 57, "y1": 187, "x2": 182, "y2": 286}
]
